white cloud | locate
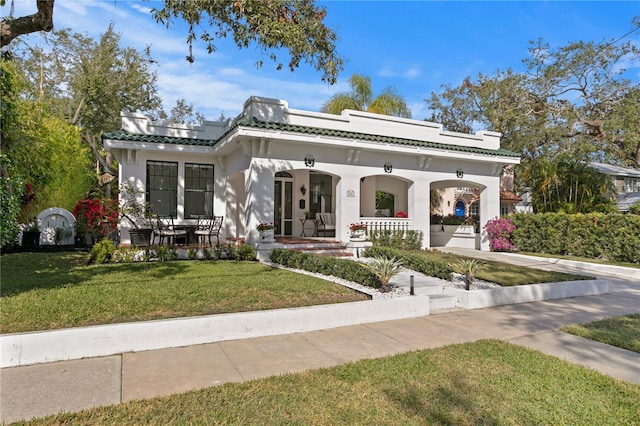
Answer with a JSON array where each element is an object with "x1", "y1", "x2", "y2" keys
[{"x1": 378, "y1": 65, "x2": 422, "y2": 80}]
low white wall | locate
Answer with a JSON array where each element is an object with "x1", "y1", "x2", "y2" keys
[
  {"x1": 446, "y1": 279, "x2": 609, "y2": 310},
  {"x1": 430, "y1": 225, "x2": 478, "y2": 249},
  {"x1": 0, "y1": 296, "x2": 430, "y2": 368}
]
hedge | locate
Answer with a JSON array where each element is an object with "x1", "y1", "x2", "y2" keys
[
  {"x1": 368, "y1": 230, "x2": 423, "y2": 250},
  {"x1": 269, "y1": 249, "x2": 381, "y2": 289},
  {"x1": 510, "y1": 213, "x2": 640, "y2": 263},
  {"x1": 363, "y1": 246, "x2": 453, "y2": 280}
]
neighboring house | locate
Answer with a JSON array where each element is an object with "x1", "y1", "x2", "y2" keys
[
  {"x1": 103, "y1": 96, "x2": 520, "y2": 251},
  {"x1": 587, "y1": 162, "x2": 640, "y2": 212}
]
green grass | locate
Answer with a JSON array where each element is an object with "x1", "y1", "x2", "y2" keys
[
  {"x1": 561, "y1": 314, "x2": 640, "y2": 353},
  {"x1": 421, "y1": 251, "x2": 591, "y2": 286},
  {"x1": 16, "y1": 340, "x2": 640, "y2": 425},
  {"x1": 0, "y1": 252, "x2": 368, "y2": 334},
  {"x1": 519, "y1": 252, "x2": 640, "y2": 269}
]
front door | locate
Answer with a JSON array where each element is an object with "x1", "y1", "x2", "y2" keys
[{"x1": 274, "y1": 173, "x2": 293, "y2": 236}]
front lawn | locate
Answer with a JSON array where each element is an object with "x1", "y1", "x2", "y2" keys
[
  {"x1": 18, "y1": 340, "x2": 640, "y2": 425},
  {"x1": 0, "y1": 252, "x2": 368, "y2": 334},
  {"x1": 561, "y1": 314, "x2": 640, "y2": 353}
]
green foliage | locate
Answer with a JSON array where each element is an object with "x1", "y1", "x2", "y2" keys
[
  {"x1": 0, "y1": 155, "x2": 23, "y2": 248},
  {"x1": 360, "y1": 256, "x2": 404, "y2": 291},
  {"x1": 187, "y1": 247, "x2": 198, "y2": 260},
  {"x1": 369, "y1": 230, "x2": 423, "y2": 250},
  {"x1": 525, "y1": 155, "x2": 616, "y2": 213},
  {"x1": 89, "y1": 239, "x2": 116, "y2": 264},
  {"x1": 364, "y1": 246, "x2": 453, "y2": 280},
  {"x1": 155, "y1": 245, "x2": 177, "y2": 262},
  {"x1": 321, "y1": 73, "x2": 411, "y2": 117},
  {"x1": 511, "y1": 212, "x2": 640, "y2": 263},
  {"x1": 426, "y1": 36, "x2": 640, "y2": 188},
  {"x1": 270, "y1": 249, "x2": 380, "y2": 288},
  {"x1": 233, "y1": 244, "x2": 256, "y2": 261},
  {"x1": 152, "y1": 0, "x2": 343, "y2": 84},
  {"x1": 450, "y1": 258, "x2": 487, "y2": 290},
  {"x1": 630, "y1": 202, "x2": 640, "y2": 215}
]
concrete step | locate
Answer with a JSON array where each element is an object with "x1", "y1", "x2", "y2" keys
[{"x1": 428, "y1": 294, "x2": 457, "y2": 310}]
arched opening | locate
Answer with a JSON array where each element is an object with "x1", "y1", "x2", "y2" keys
[{"x1": 375, "y1": 190, "x2": 395, "y2": 217}]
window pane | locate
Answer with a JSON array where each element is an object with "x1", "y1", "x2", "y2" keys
[
  {"x1": 185, "y1": 163, "x2": 214, "y2": 218},
  {"x1": 147, "y1": 161, "x2": 178, "y2": 217}
]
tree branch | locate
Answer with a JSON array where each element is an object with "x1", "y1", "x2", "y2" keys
[
  {"x1": 81, "y1": 130, "x2": 116, "y2": 177},
  {"x1": 1, "y1": 0, "x2": 55, "y2": 47}
]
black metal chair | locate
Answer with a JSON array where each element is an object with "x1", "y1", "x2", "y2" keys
[
  {"x1": 194, "y1": 216, "x2": 223, "y2": 246},
  {"x1": 155, "y1": 216, "x2": 187, "y2": 245}
]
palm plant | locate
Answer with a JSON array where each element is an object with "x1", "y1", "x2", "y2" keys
[
  {"x1": 321, "y1": 74, "x2": 411, "y2": 118},
  {"x1": 451, "y1": 258, "x2": 487, "y2": 290},
  {"x1": 362, "y1": 256, "x2": 404, "y2": 293}
]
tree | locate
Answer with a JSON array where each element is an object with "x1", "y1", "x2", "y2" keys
[
  {"x1": 321, "y1": 73, "x2": 412, "y2": 118},
  {"x1": 426, "y1": 22, "x2": 640, "y2": 206},
  {"x1": 1, "y1": 59, "x2": 94, "y2": 220},
  {"x1": 2, "y1": 0, "x2": 343, "y2": 84},
  {"x1": 13, "y1": 25, "x2": 162, "y2": 189},
  {"x1": 320, "y1": 74, "x2": 411, "y2": 118},
  {"x1": 0, "y1": 0, "x2": 54, "y2": 47}
]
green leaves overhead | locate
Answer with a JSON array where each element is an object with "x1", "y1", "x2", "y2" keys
[
  {"x1": 151, "y1": 0, "x2": 344, "y2": 84},
  {"x1": 321, "y1": 73, "x2": 412, "y2": 118}
]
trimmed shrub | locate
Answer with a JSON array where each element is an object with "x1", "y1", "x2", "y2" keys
[
  {"x1": 234, "y1": 244, "x2": 256, "y2": 261},
  {"x1": 270, "y1": 248, "x2": 380, "y2": 288},
  {"x1": 511, "y1": 212, "x2": 640, "y2": 263},
  {"x1": 89, "y1": 238, "x2": 116, "y2": 264}
]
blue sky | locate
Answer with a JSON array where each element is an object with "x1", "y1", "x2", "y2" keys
[{"x1": 4, "y1": 1, "x2": 639, "y2": 121}]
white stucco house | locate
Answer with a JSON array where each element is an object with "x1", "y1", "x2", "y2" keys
[{"x1": 103, "y1": 96, "x2": 520, "y2": 251}]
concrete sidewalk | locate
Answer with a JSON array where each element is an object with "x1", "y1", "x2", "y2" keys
[{"x1": 1, "y1": 254, "x2": 639, "y2": 423}]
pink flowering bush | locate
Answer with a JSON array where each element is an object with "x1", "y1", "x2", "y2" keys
[{"x1": 483, "y1": 217, "x2": 516, "y2": 252}]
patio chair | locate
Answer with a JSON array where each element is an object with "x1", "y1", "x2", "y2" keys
[
  {"x1": 316, "y1": 212, "x2": 336, "y2": 237},
  {"x1": 155, "y1": 216, "x2": 187, "y2": 245},
  {"x1": 194, "y1": 215, "x2": 224, "y2": 246}
]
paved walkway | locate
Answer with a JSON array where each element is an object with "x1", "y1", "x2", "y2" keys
[{"x1": 1, "y1": 252, "x2": 638, "y2": 424}]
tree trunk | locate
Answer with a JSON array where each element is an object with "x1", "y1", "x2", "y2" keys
[{"x1": 0, "y1": 0, "x2": 55, "y2": 47}]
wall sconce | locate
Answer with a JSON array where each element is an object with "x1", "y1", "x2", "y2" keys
[
  {"x1": 384, "y1": 162, "x2": 393, "y2": 174},
  {"x1": 300, "y1": 184, "x2": 306, "y2": 196},
  {"x1": 456, "y1": 168, "x2": 464, "y2": 178},
  {"x1": 304, "y1": 154, "x2": 315, "y2": 167}
]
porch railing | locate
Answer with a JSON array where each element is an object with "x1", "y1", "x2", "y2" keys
[{"x1": 359, "y1": 218, "x2": 413, "y2": 235}]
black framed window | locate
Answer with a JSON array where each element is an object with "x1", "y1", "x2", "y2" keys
[
  {"x1": 185, "y1": 163, "x2": 214, "y2": 218},
  {"x1": 146, "y1": 161, "x2": 178, "y2": 217}
]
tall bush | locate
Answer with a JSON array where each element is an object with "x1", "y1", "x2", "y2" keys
[
  {"x1": 483, "y1": 217, "x2": 515, "y2": 252},
  {"x1": 511, "y1": 213, "x2": 639, "y2": 263}
]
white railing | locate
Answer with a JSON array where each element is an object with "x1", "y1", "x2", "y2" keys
[{"x1": 359, "y1": 218, "x2": 413, "y2": 235}]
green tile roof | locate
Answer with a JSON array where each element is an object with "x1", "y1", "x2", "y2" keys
[{"x1": 103, "y1": 116, "x2": 520, "y2": 158}]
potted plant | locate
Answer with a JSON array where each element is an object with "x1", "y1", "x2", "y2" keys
[
  {"x1": 21, "y1": 221, "x2": 41, "y2": 248},
  {"x1": 119, "y1": 182, "x2": 154, "y2": 247},
  {"x1": 348, "y1": 222, "x2": 367, "y2": 240},
  {"x1": 257, "y1": 221, "x2": 276, "y2": 243}
]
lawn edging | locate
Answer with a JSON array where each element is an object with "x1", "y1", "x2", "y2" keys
[
  {"x1": 0, "y1": 296, "x2": 429, "y2": 368},
  {"x1": 446, "y1": 279, "x2": 609, "y2": 310}
]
